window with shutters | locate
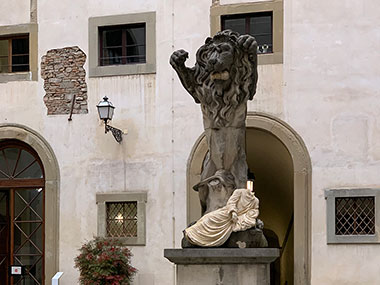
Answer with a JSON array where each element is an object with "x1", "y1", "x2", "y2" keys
[
  {"x1": 0, "y1": 35, "x2": 29, "y2": 73},
  {"x1": 0, "y1": 24, "x2": 38, "y2": 82},
  {"x1": 99, "y1": 24, "x2": 146, "y2": 66}
]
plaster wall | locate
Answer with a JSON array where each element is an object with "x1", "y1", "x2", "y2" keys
[
  {"x1": 284, "y1": 0, "x2": 380, "y2": 284},
  {"x1": 0, "y1": 0, "x2": 283, "y2": 284},
  {"x1": 2, "y1": 0, "x2": 379, "y2": 284},
  {"x1": 221, "y1": 0, "x2": 273, "y2": 5},
  {"x1": 0, "y1": 0, "x2": 30, "y2": 26}
]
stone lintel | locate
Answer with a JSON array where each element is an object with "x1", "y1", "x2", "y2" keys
[{"x1": 164, "y1": 248, "x2": 279, "y2": 264}]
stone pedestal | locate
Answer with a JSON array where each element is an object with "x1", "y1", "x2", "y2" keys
[{"x1": 164, "y1": 248, "x2": 279, "y2": 285}]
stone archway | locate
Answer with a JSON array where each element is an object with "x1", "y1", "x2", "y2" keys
[
  {"x1": 0, "y1": 124, "x2": 60, "y2": 283},
  {"x1": 186, "y1": 112, "x2": 311, "y2": 284}
]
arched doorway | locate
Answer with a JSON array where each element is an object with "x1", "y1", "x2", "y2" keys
[
  {"x1": 0, "y1": 140, "x2": 45, "y2": 284},
  {"x1": 186, "y1": 112, "x2": 311, "y2": 284},
  {"x1": 0, "y1": 124, "x2": 60, "y2": 285},
  {"x1": 246, "y1": 127, "x2": 293, "y2": 284}
]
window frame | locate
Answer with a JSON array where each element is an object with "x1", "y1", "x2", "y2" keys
[
  {"x1": 0, "y1": 24, "x2": 38, "y2": 83},
  {"x1": 221, "y1": 11, "x2": 273, "y2": 54},
  {"x1": 0, "y1": 34, "x2": 30, "y2": 74},
  {"x1": 210, "y1": 0, "x2": 283, "y2": 65},
  {"x1": 325, "y1": 188, "x2": 380, "y2": 244},
  {"x1": 99, "y1": 23, "x2": 146, "y2": 67},
  {"x1": 89, "y1": 12, "x2": 156, "y2": 77},
  {"x1": 96, "y1": 192, "x2": 147, "y2": 246}
]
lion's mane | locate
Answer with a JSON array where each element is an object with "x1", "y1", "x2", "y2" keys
[{"x1": 193, "y1": 30, "x2": 258, "y2": 127}]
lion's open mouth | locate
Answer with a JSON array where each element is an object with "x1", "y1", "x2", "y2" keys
[{"x1": 210, "y1": 70, "x2": 230, "y2": 81}]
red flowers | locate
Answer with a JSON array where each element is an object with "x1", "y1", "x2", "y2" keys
[{"x1": 74, "y1": 237, "x2": 137, "y2": 285}]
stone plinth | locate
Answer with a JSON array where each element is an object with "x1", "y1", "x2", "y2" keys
[{"x1": 164, "y1": 248, "x2": 279, "y2": 285}]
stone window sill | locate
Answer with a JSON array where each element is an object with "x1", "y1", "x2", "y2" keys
[{"x1": 0, "y1": 72, "x2": 34, "y2": 83}]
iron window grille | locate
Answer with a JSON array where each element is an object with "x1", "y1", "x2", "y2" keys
[
  {"x1": 0, "y1": 35, "x2": 29, "y2": 73},
  {"x1": 335, "y1": 197, "x2": 375, "y2": 236},
  {"x1": 99, "y1": 23, "x2": 146, "y2": 66},
  {"x1": 106, "y1": 201, "x2": 138, "y2": 238},
  {"x1": 325, "y1": 188, "x2": 380, "y2": 244},
  {"x1": 221, "y1": 12, "x2": 273, "y2": 54}
]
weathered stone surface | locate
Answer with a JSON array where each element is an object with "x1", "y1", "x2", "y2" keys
[
  {"x1": 226, "y1": 228, "x2": 268, "y2": 248},
  {"x1": 170, "y1": 30, "x2": 258, "y2": 195},
  {"x1": 164, "y1": 248, "x2": 277, "y2": 284},
  {"x1": 182, "y1": 219, "x2": 268, "y2": 248},
  {"x1": 41, "y1": 46, "x2": 88, "y2": 115},
  {"x1": 176, "y1": 264, "x2": 270, "y2": 285},
  {"x1": 164, "y1": 248, "x2": 279, "y2": 264}
]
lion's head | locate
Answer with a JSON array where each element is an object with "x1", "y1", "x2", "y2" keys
[{"x1": 193, "y1": 30, "x2": 258, "y2": 127}]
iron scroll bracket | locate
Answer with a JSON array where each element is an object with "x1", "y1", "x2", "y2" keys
[{"x1": 105, "y1": 124, "x2": 123, "y2": 143}]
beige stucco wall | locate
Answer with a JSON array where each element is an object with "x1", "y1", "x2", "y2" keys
[
  {"x1": 0, "y1": 0, "x2": 30, "y2": 25},
  {"x1": 284, "y1": 0, "x2": 380, "y2": 284},
  {"x1": 1, "y1": 0, "x2": 380, "y2": 284}
]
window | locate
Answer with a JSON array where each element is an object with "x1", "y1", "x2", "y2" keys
[
  {"x1": 106, "y1": 201, "x2": 138, "y2": 238},
  {"x1": 0, "y1": 141, "x2": 45, "y2": 284},
  {"x1": 99, "y1": 24, "x2": 146, "y2": 66},
  {"x1": 222, "y1": 12, "x2": 273, "y2": 54},
  {"x1": 0, "y1": 24, "x2": 38, "y2": 82},
  {"x1": 96, "y1": 192, "x2": 147, "y2": 245},
  {"x1": 0, "y1": 35, "x2": 29, "y2": 73},
  {"x1": 89, "y1": 12, "x2": 156, "y2": 77},
  {"x1": 325, "y1": 188, "x2": 380, "y2": 243},
  {"x1": 210, "y1": 0, "x2": 283, "y2": 64},
  {"x1": 335, "y1": 197, "x2": 375, "y2": 236}
]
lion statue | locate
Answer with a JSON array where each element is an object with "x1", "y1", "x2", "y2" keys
[{"x1": 170, "y1": 30, "x2": 258, "y2": 215}]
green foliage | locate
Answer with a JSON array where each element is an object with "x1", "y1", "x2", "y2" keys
[{"x1": 74, "y1": 237, "x2": 137, "y2": 285}]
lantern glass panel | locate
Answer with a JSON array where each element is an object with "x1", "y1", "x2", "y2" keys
[
  {"x1": 98, "y1": 106, "x2": 110, "y2": 120},
  {"x1": 108, "y1": 106, "x2": 114, "y2": 120}
]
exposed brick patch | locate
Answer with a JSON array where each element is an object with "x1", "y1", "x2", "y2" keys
[{"x1": 41, "y1": 46, "x2": 88, "y2": 115}]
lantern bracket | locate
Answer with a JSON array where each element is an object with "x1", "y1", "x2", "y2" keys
[
  {"x1": 96, "y1": 96, "x2": 124, "y2": 143},
  {"x1": 105, "y1": 123, "x2": 123, "y2": 143}
]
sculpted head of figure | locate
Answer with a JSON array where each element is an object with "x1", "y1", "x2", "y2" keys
[
  {"x1": 194, "y1": 169, "x2": 235, "y2": 191},
  {"x1": 194, "y1": 30, "x2": 258, "y2": 126},
  {"x1": 194, "y1": 169, "x2": 236, "y2": 214}
]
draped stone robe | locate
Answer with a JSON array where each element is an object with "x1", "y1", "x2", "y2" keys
[{"x1": 184, "y1": 188, "x2": 259, "y2": 247}]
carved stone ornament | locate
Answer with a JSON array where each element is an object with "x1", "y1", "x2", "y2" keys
[
  {"x1": 171, "y1": 31, "x2": 267, "y2": 248},
  {"x1": 170, "y1": 30, "x2": 258, "y2": 215},
  {"x1": 184, "y1": 188, "x2": 260, "y2": 247}
]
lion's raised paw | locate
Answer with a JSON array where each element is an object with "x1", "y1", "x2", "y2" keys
[{"x1": 170, "y1": 49, "x2": 189, "y2": 68}]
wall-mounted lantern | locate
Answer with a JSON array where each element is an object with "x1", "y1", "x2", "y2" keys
[{"x1": 96, "y1": 96, "x2": 123, "y2": 143}]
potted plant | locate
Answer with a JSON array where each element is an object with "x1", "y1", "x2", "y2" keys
[{"x1": 75, "y1": 237, "x2": 137, "y2": 285}]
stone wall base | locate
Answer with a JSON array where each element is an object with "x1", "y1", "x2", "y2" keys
[
  {"x1": 177, "y1": 263, "x2": 269, "y2": 285},
  {"x1": 164, "y1": 248, "x2": 279, "y2": 285}
]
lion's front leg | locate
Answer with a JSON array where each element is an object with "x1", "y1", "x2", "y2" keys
[
  {"x1": 170, "y1": 50, "x2": 199, "y2": 103},
  {"x1": 237, "y1": 35, "x2": 258, "y2": 55},
  {"x1": 237, "y1": 35, "x2": 258, "y2": 100},
  {"x1": 170, "y1": 49, "x2": 189, "y2": 71}
]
